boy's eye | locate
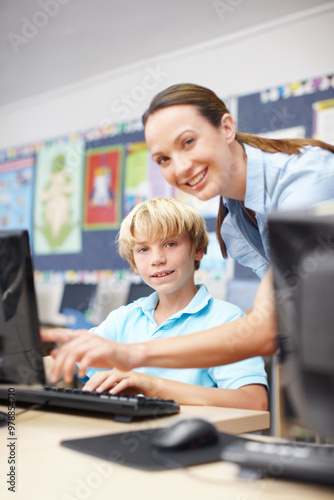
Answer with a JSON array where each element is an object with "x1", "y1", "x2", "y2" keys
[
  {"x1": 166, "y1": 242, "x2": 176, "y2": 248},
  {"x1": 138, "y1": 247, "x2": 149, "y2": 253}
]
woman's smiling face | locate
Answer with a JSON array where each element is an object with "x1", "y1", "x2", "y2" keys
[{"x1": 145, "y1": 104, "x2": 246, "y2": 201}]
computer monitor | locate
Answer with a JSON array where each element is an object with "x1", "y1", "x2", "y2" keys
[
  {"x1": 268, "y1": 208, "x2": 334, "y2": 439},
  {"x1": 126, "y1": 282, "x2": 154, "y2": 304},
  {"x1": 60, "y1": 283, "x2": 97, "y2": 315},
  {"x1": 0, "y1": 230, "x2": 45, "y2": 385}
]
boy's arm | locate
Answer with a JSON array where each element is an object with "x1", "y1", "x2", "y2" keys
[
  {"x1": 82, "y1": 369, "x2": 268, "y2": 411},
  {"x1": 153, "y1": 380, "x2": 268, "y2": 411}
]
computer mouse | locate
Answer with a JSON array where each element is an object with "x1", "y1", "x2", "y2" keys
[{"x1": 151, "y1": 417, "x2": 219, "y2": 451}]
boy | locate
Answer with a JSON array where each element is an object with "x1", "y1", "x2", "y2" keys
[{"x1": 47, "y1": 197, "x2": 268, "y2": 410}]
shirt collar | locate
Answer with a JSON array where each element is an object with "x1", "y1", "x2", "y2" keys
[
  {"x1": 139, "y1": 284, "x2": 211, "y2": 316},
  {"x1": 180, "y1": 284, "x2": 211, "y2": 315},
  {"x1": 140, "y1": 291, "x2": 159, "y2": 311},
  {"x1": 243, "y1": 144, "x2": 265, "y2": 213}
]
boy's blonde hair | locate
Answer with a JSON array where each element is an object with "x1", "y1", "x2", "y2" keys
[{"x1": 118, "y1": 197, "x2": 209, "y2": 271}]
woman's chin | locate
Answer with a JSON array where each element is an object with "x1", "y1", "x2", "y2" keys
[
  {"x1": 192, "y1": 186, "x2": 221, "y2": 202},
  {"x1": 195, "y1": 193, "x2": 212, "y2": 202}
]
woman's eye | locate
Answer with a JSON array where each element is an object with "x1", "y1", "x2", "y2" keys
[
  {"x1": 183, "y1": 138, "x2": 194, "y2": 147},
  {"x1": 157, "y1": 156, "x2": 169, "y2": 166}
]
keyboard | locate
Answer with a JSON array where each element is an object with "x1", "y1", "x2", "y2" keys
[
  {"x1": 0, "y1": 386, "x2": 180, "y2": 422},
  {"x1": 221, "y1": 438, "x2": 334, "y2": 486}
]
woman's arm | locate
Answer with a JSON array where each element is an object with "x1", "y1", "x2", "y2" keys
[
  {"x1": 127, "y1": 270, "x2": 277, "y2": 369},
  {"x1": 82, "y1": 369, "x2": 268, "y2": 411},
  {"x1": 40, "y1": 327, "x2": 82, "y2": 343},
  {"x1": 49, "y1": 271, "x2": 277, "y2": 383}
]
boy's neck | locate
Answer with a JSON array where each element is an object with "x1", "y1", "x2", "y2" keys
[{"x1": 153, "y1": 283, "x2": 198, "y2": 326}]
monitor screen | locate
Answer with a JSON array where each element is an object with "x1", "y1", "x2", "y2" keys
[
  {"x1": 268, "y1": 209, "x2": 334, "y2": 439},
  {"x1": 0, "y1": 230, "x2": 45, "y2": 385},
  {"x1": 126, "y1": 282, "x2": 154, "y2": 304},
  {"x1": 60, "y1": 283, "x2": 97, "y2": 314}
]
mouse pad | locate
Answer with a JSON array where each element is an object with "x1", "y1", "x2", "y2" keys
[{"x1": 61, "y1": 427, "x2": 243, "y2": 471}]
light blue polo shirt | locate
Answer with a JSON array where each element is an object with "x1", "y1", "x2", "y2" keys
[
  {"x1": 86, "y1": 284, "x2": 268, "y2": 391},
  {"x1": 222, "y1": 144, "x2": 334, "y2": 278}
]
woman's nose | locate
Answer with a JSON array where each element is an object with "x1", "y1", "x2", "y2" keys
[{"x1": 174, "y1": 153, "x2": 192, "y2": 176}]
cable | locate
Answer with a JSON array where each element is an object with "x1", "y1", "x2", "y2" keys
[
  {"x1": 15, "y1": 403, "x2": 46, "y2": 417},
  {"x1": 149, "y1": 445, "x2": 244, "y2": 486}
]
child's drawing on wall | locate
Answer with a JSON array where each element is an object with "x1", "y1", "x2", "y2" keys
[
  {"x1": 41, "y1": 154, "x2": 74, "y2": 247},
  {"x1": 34, "y1": 140, "x2": 84, "y2": 255},
  {"x1": 90, "y1": 166, "x2": 113, "y2": 207},
  {"x1": 84, "y1": 145, "x2": 123, "y2": 230}
]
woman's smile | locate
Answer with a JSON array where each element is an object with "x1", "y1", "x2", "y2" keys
[{"x1": 186, "y1": 168, "x2": 208, "y2": 188}]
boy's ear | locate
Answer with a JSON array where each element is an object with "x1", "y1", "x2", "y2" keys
[{"x1": 194, "y1": 247, "x2": 205, "y2": 262}]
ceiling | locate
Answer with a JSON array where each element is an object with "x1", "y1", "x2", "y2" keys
[{"x1": 0, "y1": 0, "x2": 330, "y2": 107}]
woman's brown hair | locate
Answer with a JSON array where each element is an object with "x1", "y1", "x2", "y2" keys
[{"x1": 142, "y1": 83, "x2": 334, "y2": 258}]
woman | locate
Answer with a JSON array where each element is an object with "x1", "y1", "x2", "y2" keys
[{"x1": 46, "y1": 83, "x2": 334, "y2": 383}]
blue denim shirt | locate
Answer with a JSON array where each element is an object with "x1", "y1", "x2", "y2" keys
[{"x1": 221, "y1": 144, "x2": 334, "y2": 278}]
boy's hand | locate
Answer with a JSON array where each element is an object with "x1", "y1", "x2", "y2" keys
[
  {"x1": 82, "y1": 369, "x2": 156, "y2": 396},
  {"x1": 49, "y1": 333, "x2": 135, "y2": 384}
]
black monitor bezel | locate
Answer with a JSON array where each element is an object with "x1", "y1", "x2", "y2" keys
[
  {"x1": 0, "y1": 230, "x2": 45, "y2": 386},
  {"x1": 268, "y1": 210, "x2": 334, "y2": 439}
]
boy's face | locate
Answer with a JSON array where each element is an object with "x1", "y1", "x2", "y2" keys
[{"x1": 132, "y1": 229, "x2": 204, "y2": 297}]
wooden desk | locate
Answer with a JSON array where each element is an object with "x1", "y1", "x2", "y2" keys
[{"x1": 0, "y1": 405, "x2": 333, "y2": 500}]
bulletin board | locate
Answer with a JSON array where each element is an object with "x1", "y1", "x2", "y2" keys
[
  {"x1": 234, "y1": 74, "x2": 334, "y2": 280},
  {"x1": 237, "y1": 74, "x2": 334, "y2": 140},
  {"x1": 35, "y1": 128, "x2": 145, "y2": 271}
]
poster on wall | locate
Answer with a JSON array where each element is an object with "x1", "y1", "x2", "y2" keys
[
  {"x1": 259, "y1": 125, "x2": 306, "y2": 139},
  {"x1": 237, "y1": 74, "x2": 334, "y2": 139},
  {"x1": 33, "y1": 140, "x2": 85, "y2": 255},
  {"x1": 200, "y1": 232, "x2": 228, "y2": 271},
  {"x1": 123, "y1": 141, "x2": 172, "y2": 216},
  {"x1": 313, "y1": 98, "x2": 334, "y2": 144},
  {"x1": 0, "y1": 156, "x2": 35, "y2": 234},
  {"x1": 83, "y1": 145, "x2": 124, "y2": 229}
]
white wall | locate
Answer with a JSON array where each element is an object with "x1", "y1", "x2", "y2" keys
[{"x1": 1, "y1": 4, "x2": 334, "y2": 150}]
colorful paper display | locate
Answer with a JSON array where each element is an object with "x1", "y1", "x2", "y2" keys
[
  {"x1": 83, "y1": 145, "x2": 124, "y2": 229},
  {"x1": 124, "y1": 142, "x2": 172, "y2": 216},
  {"x1": 34, "y1": 140, "x2": 85, "y2": 254},
  {"x1": 0, "y1": 156, "x2": 35, "y2": 234}
]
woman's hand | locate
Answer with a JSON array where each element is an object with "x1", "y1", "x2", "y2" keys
[
  {"x1": 48, "y1": 332, "x2": 145, "y2": 384},
  {"x1": 40, "y1": 326, "x2": 81, "y2": 344},
  {"x1": 82, "y1": 369, "x2": 157, "y2": 396}
]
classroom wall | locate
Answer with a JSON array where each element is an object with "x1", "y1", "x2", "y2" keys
[{"x1": 1, "y1": 4, "x2": 333, "y2": 150}]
